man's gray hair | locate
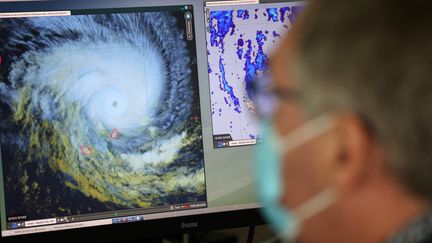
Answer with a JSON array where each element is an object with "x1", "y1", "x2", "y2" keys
[{"x1": 292, "y1": 0, "x2": 432, "y2": 199}]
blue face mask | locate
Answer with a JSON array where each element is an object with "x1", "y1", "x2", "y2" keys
[{"x1": 255, "y1": 115, "x2": 337, "y2": 242}]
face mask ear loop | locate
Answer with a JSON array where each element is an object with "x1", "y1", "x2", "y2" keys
[
  {"x1": 292, "y1": 188, "x2": 338, "y2": 223},
  {"x1": 272, "y1": 189, "x2": 337, "y2": 243},
  {"x1": 275, "y1": 114, "x2": 335, "y2": 156}
]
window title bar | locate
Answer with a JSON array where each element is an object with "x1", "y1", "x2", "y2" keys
[
  {"x1": 206, "y1": 0, "x2": 259, "y2": 7},
  {"x1": 0, "y1": 11, "x2": 71, "y2": 18}
]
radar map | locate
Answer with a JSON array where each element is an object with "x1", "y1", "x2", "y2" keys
[{"x1": 205, "y1": 1, "x2": 305, "y2": 148}]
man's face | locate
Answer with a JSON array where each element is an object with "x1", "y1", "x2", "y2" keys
[{"x1": 270, "y1": 31, "x2": 337, "y2": 215}]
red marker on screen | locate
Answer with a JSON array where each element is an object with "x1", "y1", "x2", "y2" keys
[
  {"x1": 80, "y1": 146, "x2": 93, "y2": 156},
  {"x1": 110, "y1": 129, "x2": 120, "y2": 139}
]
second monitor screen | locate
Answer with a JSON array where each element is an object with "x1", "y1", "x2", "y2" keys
[{"x1": 205, "y1": 1, "x2": 305, "y2": 148}]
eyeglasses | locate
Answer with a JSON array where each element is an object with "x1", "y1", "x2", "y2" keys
[
  {"x1": 249, "y1": 73, "x2": 378, "y2": 138},
  {"x1": 249, "y1": 72, "x2": 300, "y2": 120}
]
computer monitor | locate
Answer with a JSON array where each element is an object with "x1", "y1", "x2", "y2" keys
[
  {"x1": 0, "y1": 0, "x2": 305, "y2": 242},
  {"x1": 205, "y1": 0, "x2": 305, "y2": 148}
]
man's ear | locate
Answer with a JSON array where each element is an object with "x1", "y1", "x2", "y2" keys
[{"x1": 332, "y1": 113, "x2": 381, "y2": 193}]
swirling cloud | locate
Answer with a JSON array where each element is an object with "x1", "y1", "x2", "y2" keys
[{"x1": 0, "y1": 12, "x2": 205, "y2": 212}]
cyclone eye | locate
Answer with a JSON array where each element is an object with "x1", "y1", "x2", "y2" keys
[{"x1": 65, "y1": 44, "x2": 166, "y2": 134}]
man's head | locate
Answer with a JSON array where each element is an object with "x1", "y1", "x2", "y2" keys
[{"x1": 268, "y1": 0, "x2": 432, "y2": 242}]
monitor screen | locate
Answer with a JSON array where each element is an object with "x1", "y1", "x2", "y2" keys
[
  {"x1": 205, "y1": 0, "x2": 305, "y2": 148},
  {"x1": 0, "y1": 0, "x2": 305, "y2": 240}
]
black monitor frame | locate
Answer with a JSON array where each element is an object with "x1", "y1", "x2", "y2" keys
[
  {"x1": 0, "y1": 0, "x2": 268, "y2": 242},
  {"x1": 3, "y1": 209, "x2": 265, "y2": 243}
]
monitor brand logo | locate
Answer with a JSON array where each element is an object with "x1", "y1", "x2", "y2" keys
[{"x1": 181, "y1": 222, "x2": 198, "y2": 229}]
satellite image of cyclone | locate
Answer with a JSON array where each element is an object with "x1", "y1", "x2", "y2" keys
[{"x1": 0, "y1": 11, "x2": 205, "y2": 220}]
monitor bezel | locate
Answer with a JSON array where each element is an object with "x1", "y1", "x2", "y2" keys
[
  {"x1": 0, "y1": 0, "x2": 268, "y2": 241},
  {"x1": 1, "y1": 209, "x2": 265, "y2": 242}
]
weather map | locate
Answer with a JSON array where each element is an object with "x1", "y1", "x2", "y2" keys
[
  {"x1": 0, "y1": 8, "x2": 206, "y2": 221},
  {"x1": 205, "y1": 2, "x2": 305, "y2": 148}
]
